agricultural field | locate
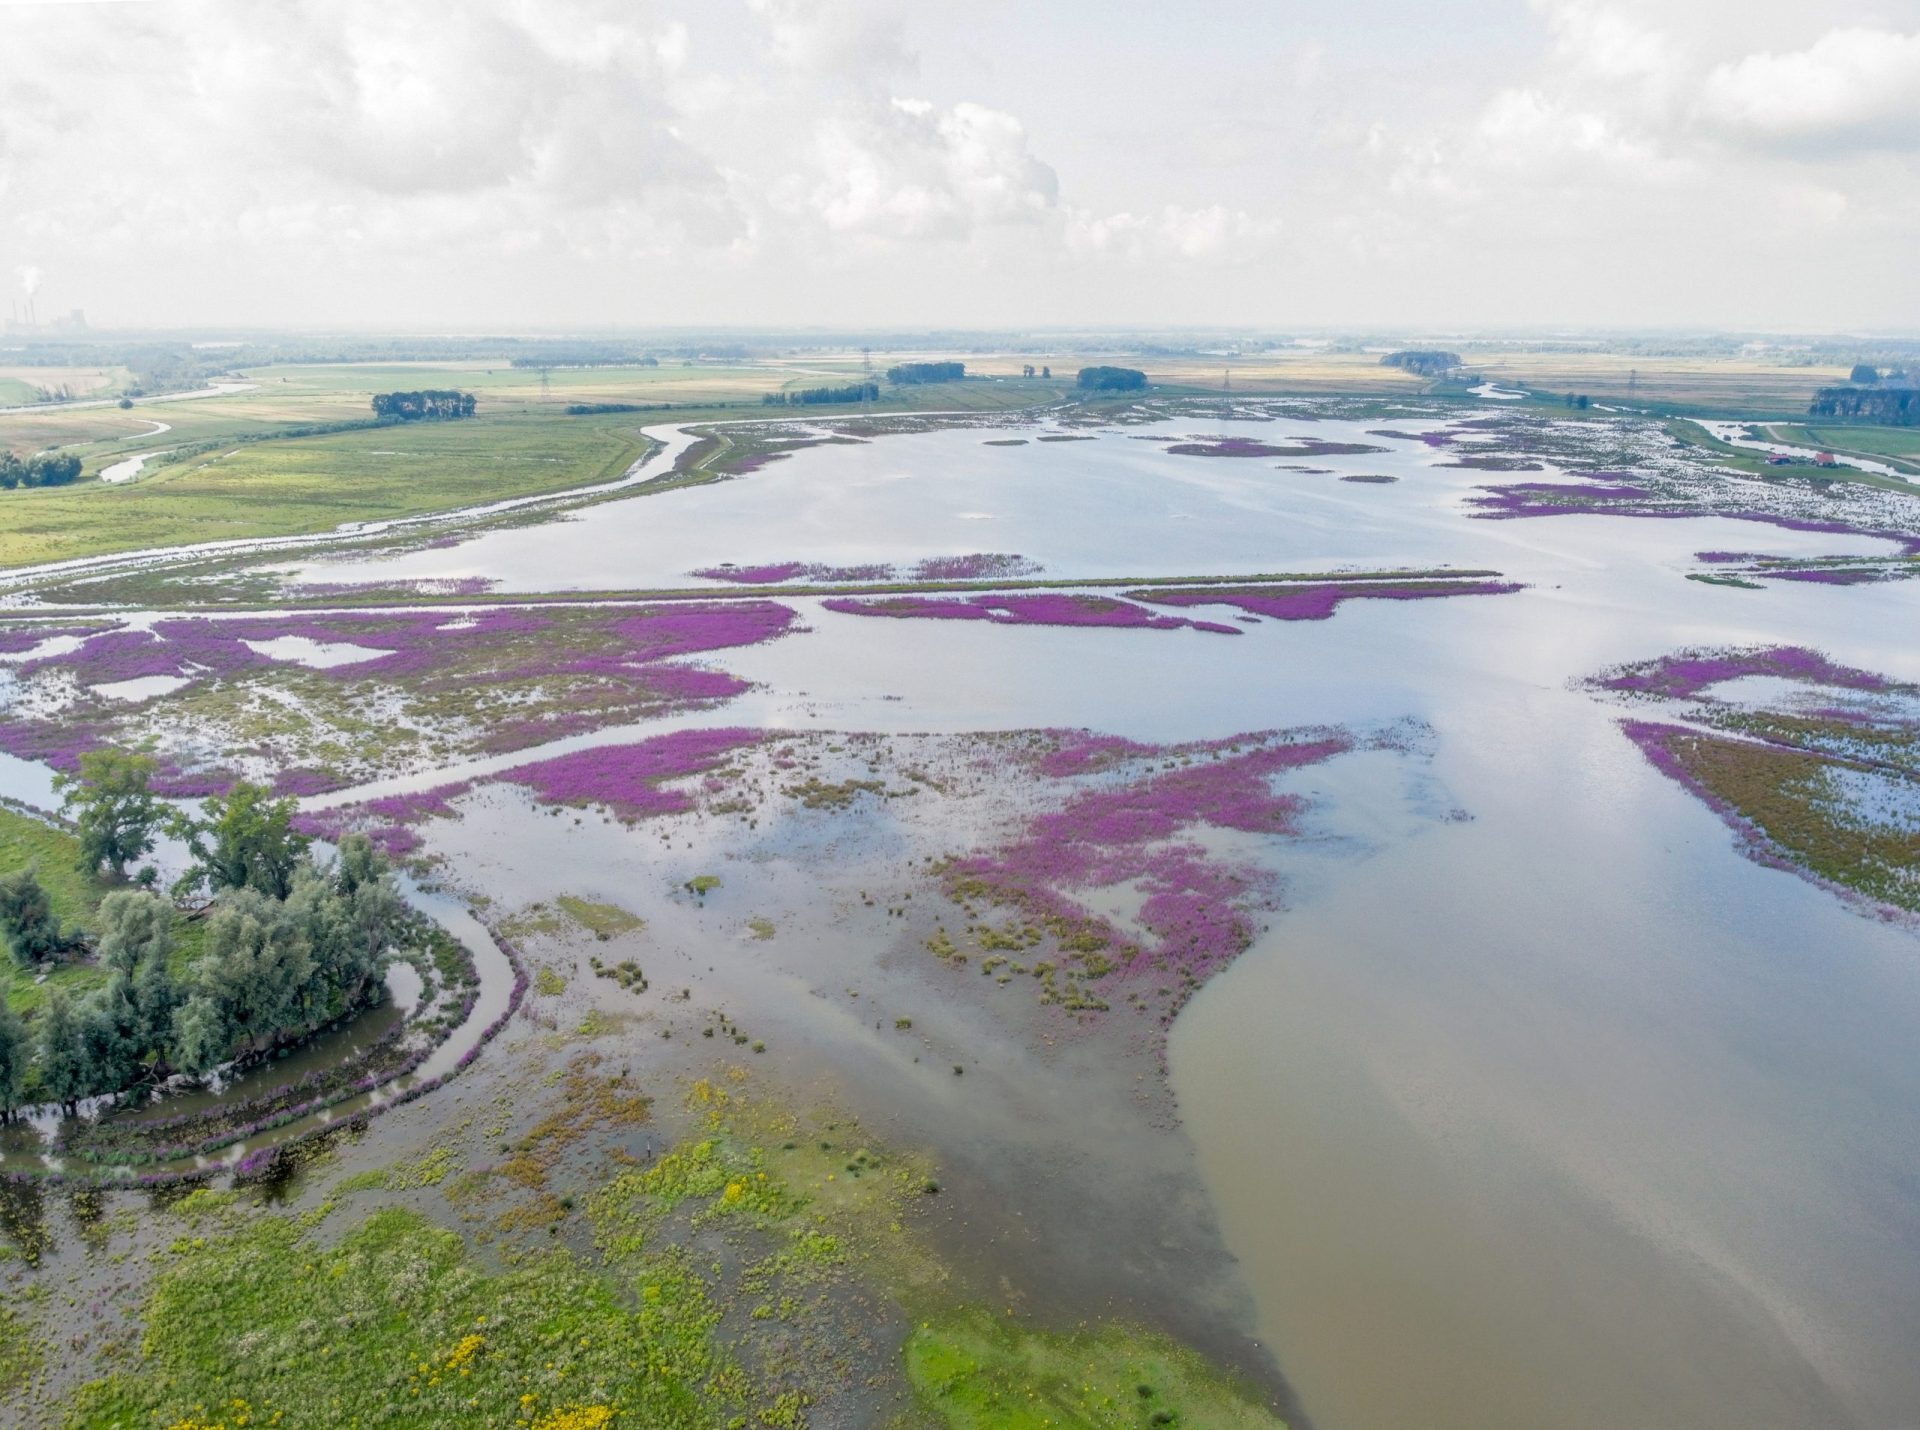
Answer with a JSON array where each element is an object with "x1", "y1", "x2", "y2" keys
[{"x1": 0, "y1": 364, "x2": 128, "y2": 408}]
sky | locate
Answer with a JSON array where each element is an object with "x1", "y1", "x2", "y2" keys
[{"x1": 2, "y1": 0, "x2": 1918, "y2": 334}]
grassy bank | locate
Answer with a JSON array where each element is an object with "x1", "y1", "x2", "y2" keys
[{"x1": 0, "y1": 413, "x2": 654, "y2": 570}]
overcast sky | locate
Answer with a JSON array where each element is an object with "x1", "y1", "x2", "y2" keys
[{"x1": 3, "y1": 0, "x2": 1918, "y2": 333}]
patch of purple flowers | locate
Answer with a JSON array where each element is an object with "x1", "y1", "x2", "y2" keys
[
  {"x1": 1765, "y1": 568, "x2": 1884, "y2": 586},
  {"x1": 946, "y1": 733, "x2": 1353, "y2": 1019},
  {"x1": 501, "y1": 727, "x2": 764, "y2": 820},
  {"x1": 1597, "y1": 645, "x2": 1894, "y2": 701},
  {"x1": 1467, "y1": 481, "x2": 1654, "y2": 516},
  {"x1": 291, "y1": 780, "x2": 473, "y2": 858},
  {"x1": 822, "y1": 592, "x2": 1241, "y2": 635},
  {"x1": 692, "y1": 563, "x2": 811, "y2": 584},
  {"x1": 273, "y1": 767, "x2": 354, "y2": 797},
  {"x1": 912, "y1": 553, "x2": 1042, "y2": 581},
  {"x1": 0, "y1": 622, "x2": 118, "y2": 656},
  {"x1": 16, "y1": 603, "x2": 795, "y2": 692},
  {"x1": 1471, "y1": 483, "x2": 1920, "y2": 557},
  {"x1": 286, "y1": 576, "x2": 496, "y2": 599},
  {"x1": 1131, "y1": 580, "x2": 1521, "y2": 622}
]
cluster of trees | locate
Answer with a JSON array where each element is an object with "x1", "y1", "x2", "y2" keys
[
  {"x1": 0, "y1": 755, "x2": 406, "y2": 1116},
  {"x1": 0, "y1": 869, "x2": 85, "y2": 965},
  {"x1": 1076, "y1": 366, "x2": 1147, "y2": 392},
  {"x1": 1562, "y1": 394, "x2": 1592, "y2": 410},
  {"x1": 0, "y1": 451, "x2": 83, "y2": 490},
  {"x1": 1381, "y1": 351, "x2": 1463, "y2": 377},
  {"x1": 1020, "y1": 365, "x2": 1052, "y2": 379},
  {"x1": 761, "y1": 381, "x2": 879, "y2": 407},
  {"x1": 886, "y1": 361, "x2": 965, "y2": 385},
  {"x1": 0, "y1": 838, "x2": 402, "y2": 1115},
  {"x1": 1809, "y1": 388, "x2": 1920, "y2": 426},
  {"x1": 371, "y1": 390, "x2": 477, "y2": 421}
]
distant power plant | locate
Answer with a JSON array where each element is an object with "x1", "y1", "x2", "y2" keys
[{"x1": 3, "y1": 304, "x2": 88, "y2": 336}]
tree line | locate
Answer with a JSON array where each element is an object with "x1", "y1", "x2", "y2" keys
[
  {"x1": 761, "y1": 381, "x2": 879, "y2": 407},
  {"x1": 1809, "y1": 388, "x2": 1920, "y2": 426},
  {"x1": 1076, "y1": 366, "x2": 1147, "y2": 392},
  {"x1": 0, "y1": 451, "x2": 83, "y2": 490},
  {"x1": 886, "y1": 361, "x2": 965, "y2": 385},
  {"x1": 1381, "y1": 351, "x2": 1463, "y2": 377},
  {"x1": 0, "y1": 753, "x2": 406, "y2": 1117},
  {"x1": 371, "y1": 390, "x2": 477, "y2": 421},
  {"x1": 509, "y1": 353, "x2": 657, "y2": 369}
]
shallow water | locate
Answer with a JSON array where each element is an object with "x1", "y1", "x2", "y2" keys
[
  {"x1": 99, "y1": 449, "x2": 173, "y2": 484},
  {"x1": 287, "y1": 416, "x2": 1504, "y2": 592}
]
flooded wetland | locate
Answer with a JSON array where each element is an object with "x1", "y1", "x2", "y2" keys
[{"x1": 4, "y1": 395, "x2": 1920, "y2": 1429}]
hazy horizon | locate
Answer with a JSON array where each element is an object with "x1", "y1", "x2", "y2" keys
[{"x1": 5, "y1": 0, "x2": 1919, "y2": 333}]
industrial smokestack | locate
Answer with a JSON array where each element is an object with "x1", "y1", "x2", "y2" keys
[{"x1": 16, "y1": 266, "x2": 41, "y2": 329}]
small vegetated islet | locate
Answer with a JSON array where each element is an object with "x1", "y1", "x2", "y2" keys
[{"x1": 822, "y1": 592, "x2": 1242, "y2": 635}]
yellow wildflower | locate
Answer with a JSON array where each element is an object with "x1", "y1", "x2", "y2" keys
[
  {"x1": 531, "y1": 1406, "x2": 617, "y2": 1430},
  {"x1": 445, "y1": 1333, "x2": 486, "y2": 1370}
]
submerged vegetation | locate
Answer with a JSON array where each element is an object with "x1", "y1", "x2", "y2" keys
[{"x1": 1595, "y1": 646, "x2": 1920, "y2": 917}]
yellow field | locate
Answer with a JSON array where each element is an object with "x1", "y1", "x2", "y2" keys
[{"x1": 1467, "y1": 351, "x2": 1856, "y2": 411}]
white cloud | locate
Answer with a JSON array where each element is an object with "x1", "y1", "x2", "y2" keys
[
  {"x1": 804, "y1": 100, "x2": 1060, "y2": 241},
  {"x1": 1064, "y1": 205, "x2": 1281, "y2": 264},
  {"x1": 0, "y1": 0, "x2": 1912, "y2": 328},
  {"x1": 1697, "y1": 28, "x2": 1920, "y2": 154}
]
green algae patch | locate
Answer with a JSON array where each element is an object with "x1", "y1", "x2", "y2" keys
[
  {"x1": 556, "y1": 895, "x2": 646, "y2": 939},
  {"x1": 0, "y1": 1298, "x2": 47, "y2": 1401},
  {"x1": 906, "y1": 1308, "x2": 1285, "y2": 1429}
]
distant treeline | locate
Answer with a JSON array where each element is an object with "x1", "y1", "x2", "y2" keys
[
  {"x1": 510, "y1": 354, "x2": 658, "y2": 369},
  {"x1": 0, "y1": 451, "x2": 82, "y2": 490},
  {"x1": 371, "y1": 390, "x2": 476, "y2": 421},
  {"x1": 1809, "y1": 388, "x2": 1920, "y2": 425},
  {"x1": 1076, "y1": 366, "x2": 1147, "y2": 392},
  {"x1": 1381, "y1": 350, "x2": 1462, "y2": 377},
  {"x1": 887, "y1": 361, "x2": 965, "y2": 385},
  {"x1": 563, "y1": 402, "x2": 677, "y2": 416},
  {"x1": 763, "y1": 382, "x2": 879, "y2": 407}
]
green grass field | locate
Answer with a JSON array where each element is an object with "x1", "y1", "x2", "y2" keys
[
  {"x1": 0, "y1": 411, "x2": 654, "y2": 568},
  {"x1": 1784, "y1": 424, "x2": 1920, "y2": 472}
]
